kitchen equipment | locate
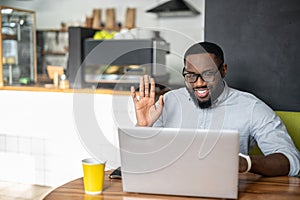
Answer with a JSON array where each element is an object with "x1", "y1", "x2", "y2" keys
[
  {"x1": 81, "y1": 38, "x2": 170, "y2": 89},
  {"x1": 67, "y1": 27, "x2": 170, "y2": 90},
  {"x1": 146, "y1": 0, "x2": 200, "y2": 17}
]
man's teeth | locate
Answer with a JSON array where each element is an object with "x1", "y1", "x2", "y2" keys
[{"x1": 196, "y1": 89, "x2": 207, "y2": 94}]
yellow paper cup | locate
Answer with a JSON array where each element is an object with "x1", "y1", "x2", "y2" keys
[{"x1": 82, "y1": 158, "x2": 106, "y2": 195}]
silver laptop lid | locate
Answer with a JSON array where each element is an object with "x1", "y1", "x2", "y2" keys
[{"x1": 118, "y1": 127, "x2": 240, "y2": 199}]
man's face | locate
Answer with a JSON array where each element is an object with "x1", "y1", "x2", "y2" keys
[{"x1": 184, "y1": 53, "x2": 225, "y2": 108}]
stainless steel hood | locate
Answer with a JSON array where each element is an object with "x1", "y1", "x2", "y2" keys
[{"x1": 146, "y1": 0, "x2": 200, "y2": 17}]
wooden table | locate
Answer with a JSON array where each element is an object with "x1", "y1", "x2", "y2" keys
[{"x1": 43, "y1": 171, "x2": 300, "y2": 200}]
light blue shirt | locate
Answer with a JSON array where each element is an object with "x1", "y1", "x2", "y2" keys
[{"x1": 153, "y1": 82, "x2": 300, "y2": 177}]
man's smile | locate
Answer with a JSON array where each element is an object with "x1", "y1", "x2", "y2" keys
[{"x1": 194, "y1": 87, "x2": 209, "y2": 99}]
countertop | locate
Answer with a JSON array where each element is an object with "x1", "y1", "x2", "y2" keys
[
  {"x1": 0, "y1": 83, "x2": 182, "y2": 95},
  {"x1": 0, "y1": 85, "x2": 132, "y2": 95}
]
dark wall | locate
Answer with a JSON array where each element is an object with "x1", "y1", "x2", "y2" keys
[{"x1": 205, "y1": 0, "x2": 300, "y2": 111}]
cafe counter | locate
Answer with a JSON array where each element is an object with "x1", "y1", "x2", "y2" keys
[
  {"x1": 0, "y1": 85, "x2": 135, "y2": 187},
  {"x1": 0, "y1": 85, "x2": 132, "y2": 94}
]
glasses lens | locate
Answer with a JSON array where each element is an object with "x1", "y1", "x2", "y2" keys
[
  {"x1": 185, "y1": 74, "x2": 197, "y2": 83},
  {"x1": 202, "y1": 75, "x2": 214, "y2": 82},
  {"x1": 202, "y1": 71, "x2": 217, "y2": 82}
]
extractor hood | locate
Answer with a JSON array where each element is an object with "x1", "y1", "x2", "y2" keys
[{"x1": 146, "y1": 0, "x2": 200, "y2": 17}]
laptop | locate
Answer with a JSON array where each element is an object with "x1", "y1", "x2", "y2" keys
[{"x1": 118, "y1": 127, "x2": 240, "y2": 199}]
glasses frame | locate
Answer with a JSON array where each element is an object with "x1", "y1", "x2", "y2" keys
[{"x1": 182, "y1": 63, "x2": 224, "y2": 83}]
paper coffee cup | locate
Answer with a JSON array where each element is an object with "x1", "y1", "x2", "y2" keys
[{"x1": 82, "y1": 158, "x2": 106, "y2": 195}]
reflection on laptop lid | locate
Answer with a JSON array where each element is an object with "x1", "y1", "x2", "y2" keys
[{"x1": 118, "y1": 127, "x2": 240, "y2": 199}]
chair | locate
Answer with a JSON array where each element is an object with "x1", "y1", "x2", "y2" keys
[{"x1": 250, "y1": 111, "x2": 300, "y2": 155}]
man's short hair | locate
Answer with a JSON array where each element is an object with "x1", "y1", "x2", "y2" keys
[{"x1": 184, "y1": 42, "x2": 224, "y2": 64}]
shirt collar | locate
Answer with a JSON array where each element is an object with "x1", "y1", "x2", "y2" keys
[{"x1": 211, "y1": 81, "x2": 230, "y2": 108}]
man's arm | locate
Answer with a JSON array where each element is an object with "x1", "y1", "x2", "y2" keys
[
  {"x1": 247, "y1": 101, "x2": 300, "y2": 177},
  {"x1": 239, "y1": 153, "x2": 290, "y2": 176}
]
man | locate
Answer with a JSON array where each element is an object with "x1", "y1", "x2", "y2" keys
[{"x1": 131, "y1": 41, "x2": 300, "y2": 177}]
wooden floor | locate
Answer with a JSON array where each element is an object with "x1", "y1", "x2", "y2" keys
[{"x1": 0, "y1": 181, "x2": 52, "y2": 200}]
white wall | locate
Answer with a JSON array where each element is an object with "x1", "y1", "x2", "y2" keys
[{"x1": 1, "y1": 0, "x2": 205, "y2": 85}]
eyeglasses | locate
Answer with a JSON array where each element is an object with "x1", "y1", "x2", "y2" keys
[{"x1": 182, "y1": 64, "x2": 223, "y2": 83}]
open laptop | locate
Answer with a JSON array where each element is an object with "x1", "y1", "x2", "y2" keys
[{"x1": 118, "y1": 127, "x2": 240, "y2": 199}]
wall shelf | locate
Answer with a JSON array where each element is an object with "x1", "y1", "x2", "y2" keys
[
  {"x1": 2, "y1": 34, "x2": 17, "y2": 40},
  {"x1": 41, "y1": 51, "x2": 67, "y2": 56}
]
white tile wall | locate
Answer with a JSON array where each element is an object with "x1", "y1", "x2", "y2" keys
[
  {"x1": 0, "y1": 135, "x2": 47, "y2": 185},
  {"x1": 6, "y1": 136, "x2": 18, "y2": 153},
  {"x1": 0, "y1": 152, "x2": 35, "y2": 184},
  {"x1": 31, "y1": 138, "x2": 45, "y2": 156},
  {"x1": 19, "y1": 137, "x2": 31, "y2": 155},
  {"x1": 0, "y1": 133, "x2": 86, "y2": 186},
  {"x1": 0, "y1": 135, "x2": 6, "y2": 152}
]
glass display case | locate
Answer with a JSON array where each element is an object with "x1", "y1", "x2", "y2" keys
[{"x1": 0, "y1": 6, "x2": 36, "y2": 86}]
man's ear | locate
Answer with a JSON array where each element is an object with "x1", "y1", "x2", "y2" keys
[{"x1": 220, "y1": 64, "x2": 227, "y2": 78}]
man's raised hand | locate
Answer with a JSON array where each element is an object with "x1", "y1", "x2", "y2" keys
[{"x1": 131, "y1": 75, "x2": 164, "y2": 126}]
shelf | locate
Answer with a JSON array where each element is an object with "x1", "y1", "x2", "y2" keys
[
  {"x1": 41, "y1": 51, "x2": 67, "y2": 56},
  {"x1": 2, "y1": 34, "x2": 17, "y2": 40},
  {"x1": 37, "y1": 29, "x2": 67, "y2": 33}
]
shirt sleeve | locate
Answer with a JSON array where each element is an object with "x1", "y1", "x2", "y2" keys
[
  {"x1": 152, "y1": 113, "x2": 163, "y2": 127},
  {"x1": 250, "y1": 101, "x2": 300, "y2": 177},
  {"x1": 152, "y1": 96, "x2": 165, "y2": 127}
]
